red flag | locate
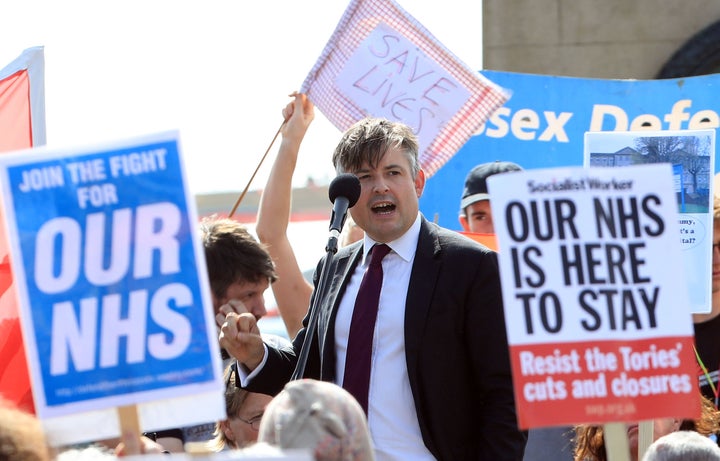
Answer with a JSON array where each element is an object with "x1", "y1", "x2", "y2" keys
[
  {"x1": 0, "y1": 46, "x2": 46, "y2": 413},
  {"x1": 300, "y1": 0, "x2": 509, "y2": 177}
]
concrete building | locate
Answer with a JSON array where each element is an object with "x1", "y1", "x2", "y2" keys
[{"x1": 484, "y1": 0, "x2": 720, "y2": 79}]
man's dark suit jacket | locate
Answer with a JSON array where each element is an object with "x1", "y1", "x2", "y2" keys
[{"x1": 248, "y1": 216, "x2": 527, "y2": 460}]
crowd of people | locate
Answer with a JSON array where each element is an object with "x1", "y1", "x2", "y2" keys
[{"x1": 3, "y1": 92, "x2": 720, "y2": 461}]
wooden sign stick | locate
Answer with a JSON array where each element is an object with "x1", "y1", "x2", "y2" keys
[
  {"x1": 604, "y1": 422, "x2": 631, "y2": 461},
  {"x1": 228, "y1": 120, "x2": 285, "y2": 218},
  {"x1": 637, "y1": 420, "x2": 654, "y2": 460},
  {"x1": 117, "y1": 404, "x2": 142, "y2": 456}
]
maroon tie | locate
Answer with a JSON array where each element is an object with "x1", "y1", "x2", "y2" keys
[{"x1": 342, "y1": 243, "x2": 392, "y2": 414}]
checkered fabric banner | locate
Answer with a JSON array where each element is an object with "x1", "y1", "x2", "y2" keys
[{"x1": 301, "y1": 0, "x2": 510, "y2": 177}]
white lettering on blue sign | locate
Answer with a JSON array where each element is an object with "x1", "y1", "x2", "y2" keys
[
  {"x1": 475, "y1": 99, "x2": 719, "y2": 142},
  {"x1": 50, "y1": 283, "x2": 193, "y2": 375},
  {"x1": 34, "y1": 202, "x2": 182, "y2": 294}
]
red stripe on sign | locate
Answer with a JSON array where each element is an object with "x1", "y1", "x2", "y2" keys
[{"x1": 510, "y1": 337, "x2": 700, "y2": 429}]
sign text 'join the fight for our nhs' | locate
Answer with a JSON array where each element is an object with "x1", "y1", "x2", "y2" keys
[{"x1": 0, "y1": 134, "x2": 220, "y2": 416}]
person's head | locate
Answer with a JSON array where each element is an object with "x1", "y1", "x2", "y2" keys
[
  {"x1": 642, "y1": 430, "x2": 720, "y2": 461},
  {"x1": 459, "y1": 161, "x2": 523, "y2": 234},
  {"x1": 200, "y1": 216, "x2": 277, "y2": 319},
  {"x1": 0, "y1": 400, "x2": 52, "y2": 461},
  {"x1": 211, "y1": 363, "x2": 273, "y2": 450},
  {"x1": 258, "y1": 379, "x2": 375, "y2": 461},
  {"x1": 626, "y1": 418, "x2": 684, "y2": 461},
  {"x1": 332, "y1": 117, "x2": 424, "y2": 244}
]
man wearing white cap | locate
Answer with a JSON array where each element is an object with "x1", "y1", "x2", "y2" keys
[
  {"x1": 459, "y1": 160, "x2": 576, "y2": 461},
  {"x1": 458, "y1": 161, "x2": 523, "y2": 234}
]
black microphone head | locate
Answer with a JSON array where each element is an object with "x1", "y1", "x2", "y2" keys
[{"x1": 328, "y1": 173, "x2": 361, "y2": 208}]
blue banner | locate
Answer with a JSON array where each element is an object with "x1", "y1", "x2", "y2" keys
[
  {"x1": 0, "y1": 132, "x2": 221, "y2": 416},
  {"x1": 420, "y1": 71, "x2": 720, "y2": 230}
]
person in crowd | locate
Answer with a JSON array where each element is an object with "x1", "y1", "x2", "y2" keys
[
  {"x1": 457, "y1": 159, "x2": 572, "y2": 461},
  {"x1": 149, "y1": 217, "x2": 281, "y2": 450},
  {"x1": 171, "y1": 217, "x2": 278, "y2": 446},
  {"x1": 458, "y1": 160, "x2": 571, "y2": 461},
  {"x1": 202, "y1": 216, "x2": 278, "y2": 327},
  {"x1": 641, "y1": 430, "x2": 720, "y2": 461},
  {"x1": 458, "y1": 160, "x2": 523, "y2": 234},
  {"x1": 573, "y1": 394, "x2": 720, "y2": 461},
  {"x1": 255, "y1": 92, "x2": 316, "y2": 339},
  {"x1": 693, "y1": 195, "x2": 720, "y2": 410},
  {"x1": 209, "y1": 362, "x2": 274, "y2": 451},
  {"x1": 0, "y1": 400, "x2": 52, "y2": 461},
  {"x1": 220, "y1": 117, "x2": 526, "y2": 460},
  {"x1": 258, "y1": 379, "x2": 374, "y2": 461},
  {"x1": 186, "y1": 217, "x2": 281, "y2": 445}
]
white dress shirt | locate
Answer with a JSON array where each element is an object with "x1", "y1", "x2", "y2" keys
[
  {"x1": 241, "y1": 214, "x2": 435, "y2": 460},
  {"x1": 335, "y1": 214, "x2": 435, "y2": 461}
]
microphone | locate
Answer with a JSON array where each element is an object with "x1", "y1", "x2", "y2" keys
[
  {"x1": 292, "y1": 173, "x2": 360, "y2": 381},
  {"x1": 326, "y1": 173, "x2": 361, "y2": 253}
]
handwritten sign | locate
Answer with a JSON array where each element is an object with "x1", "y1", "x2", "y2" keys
[
  {"x1": 488, "y1": 165, "x2": 699, "y2": 429},
  {"x1": 336, "y1": 22, "x2": 469, "y2": 151},
  {"x1": 302, "y1": 0, "x2": 508, "y2": 177},
  {"x1": 0, "y1": 132, "x2": 223, "y2": 422}
]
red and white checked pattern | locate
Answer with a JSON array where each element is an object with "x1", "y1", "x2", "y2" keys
[{"x1": 300, "y1": 0, "x2": 509, "y2": 177}]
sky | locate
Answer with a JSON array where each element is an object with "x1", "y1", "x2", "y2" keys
[{"x1": 0, "y1": 0, "x2": 483, "y2": 196}]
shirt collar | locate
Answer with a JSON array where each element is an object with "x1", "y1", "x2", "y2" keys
[{"x1": 361, "y1": 213, "x2": 421, "y2": 264}]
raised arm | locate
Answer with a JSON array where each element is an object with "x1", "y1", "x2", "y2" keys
[{"x1": 255, "y1": 93, "x2": 314, "y2": 339}]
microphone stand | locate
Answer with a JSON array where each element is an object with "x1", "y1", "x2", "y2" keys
[{"x1": 290, "y1": 233, "x2": 341, "y2": 380}]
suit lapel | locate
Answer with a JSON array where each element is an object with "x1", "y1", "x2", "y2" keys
[
  {"x1": 404, "y1": 219, "x2": 441, "y2": 381},
  {"x1": 318, "y1": 242, "x2": 363, "y2": 380}
]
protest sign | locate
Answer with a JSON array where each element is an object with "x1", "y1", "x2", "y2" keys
[
  {"x1": 0, "y1": 46, "x2": 46, "y2": 414},
  {"x1": 488, "y1": 164, "x2": 699, "y2": 429},
  {"x1": 0, "y1": 132, "x2": 224, "y2": 445},
  {"x1": 420, "y1": 71, "x2": 720, "y2": 231},
  {"x1": 301, "y1": 0, "x2": 508, "y2": 177},
  {"x1": 585, "y1": 129, "x2": 715, "y2": 315}
]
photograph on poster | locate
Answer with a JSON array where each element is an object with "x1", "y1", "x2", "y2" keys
[{"x1": 584, "y1": 129, "x2": 715, "y2": 315}]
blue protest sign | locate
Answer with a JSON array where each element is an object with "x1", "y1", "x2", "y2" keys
[
  {"x1": 420, "y1": 71, "x2": 720, "y2": 230},
  {"x1": 0, "y1": 132, "x2": 223, "y2": 418}
]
